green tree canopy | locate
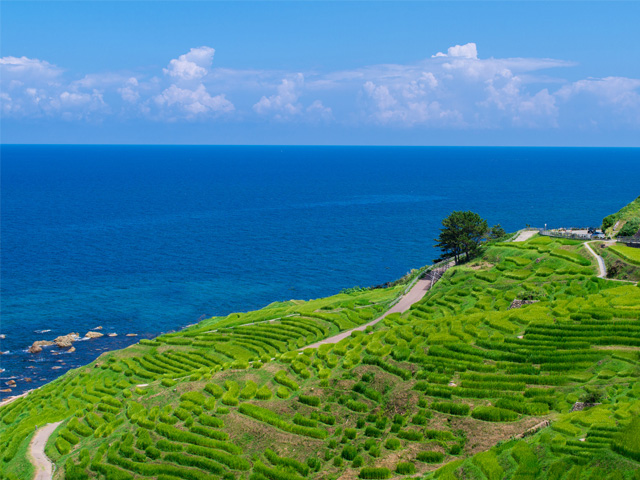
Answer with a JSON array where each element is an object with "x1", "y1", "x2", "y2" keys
[{"x1": 435, "y1": 211, "x2": 488, "y2": 263}]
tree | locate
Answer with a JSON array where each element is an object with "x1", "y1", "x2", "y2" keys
[
  {"x1": 434, "y1": 211, "x2": 488, "y2": 264},
  {"x1": 489, "y1": 224, "x2": 506, "y2": 240}
]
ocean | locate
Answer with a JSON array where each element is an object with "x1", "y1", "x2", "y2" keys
[{"x1": 1, "y1": 145, "x2": 639, "y2": 399}]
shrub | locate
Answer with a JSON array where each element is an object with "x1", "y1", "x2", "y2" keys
[
  {"x1": 431, "y1": 402, "x2": 470, "y2": 416},
  {"x1": 56, "y1": 437, "x2": 71, "y2": 455},
  {"x1": 397, "y1": 430, "x2": 423, "y2": 441},
  {"x1": 180, "y1": 391, "x2": 205, "y2": 405},
  {"x1": 385, "y1": 438, "x2": 401, "y2": 450},
  {"x1": 359, "y1": 467, "x2": 391, "y2": 479},
  {"x1": 346, "y1": 399, "x2": 368, "y2": 413},
  {"x1": 416, "y1": 451, "x2": 444, "y2": 463},
  {"x1": 256, "y1": 385, "x2": 273, "y2": 400},
  {"x1": 264, "y1": 448, "x2": 309, "y2": 475},
  {"x1": 198, "y1": 414, "x2": 224, "y2": 428},
  {"x1": 161, "y1": 378, "x2": 176, "y2": 387},
  {"x1": 396, "y1": 462, "x2": 416, "y2": 475},
  {"x1": 238, "y1": 403, "x2": 327, "y2": 439},
  {"x1": 276, "y1": 386, "x2": 290, "y2": 399},
  {"x1": 275, "y1": 371, "x2": 299, "y2": 391},
  {"x1": 471, "y1": 406, "x2": 519, "y2": 422},
  {"x1": 204, "y1": 383, "x2": 224, "y2": 398},
  {"x1": 240, "y1": 381, "x2": 258, "y2": 399},
  {"x1": 341, "y1": 445, "x2": 357, "y2": 460},
  {"x1": 298, "y1": 394, "x2": 321, "y2": 407}
]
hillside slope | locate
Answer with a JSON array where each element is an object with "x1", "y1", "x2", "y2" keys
[
  {"x1": 603, "y1": 196, "x2": 640, "y2": 237},
  {"x1": 1, "y1": 237, "x2": 640, "y2": 480}
]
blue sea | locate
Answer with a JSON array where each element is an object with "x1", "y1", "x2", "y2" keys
[{"x1": 1, "y1": 145, "x2": 639, "y2": 398}]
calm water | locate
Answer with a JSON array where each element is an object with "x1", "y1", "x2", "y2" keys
[{"x1": 1, "y1": 145, "x2": 639, "y2": 398}]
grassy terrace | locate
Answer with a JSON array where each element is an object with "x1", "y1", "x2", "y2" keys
[{"x1": 1, "y1": 236, "x2": 640, "y2": 480}]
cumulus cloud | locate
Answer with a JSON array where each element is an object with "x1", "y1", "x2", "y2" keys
[
  {"x1": 0, "y1": 56, "x2": 63, "y2": 85},
  {"x1": 432, "y1": 43, "x2": 478, "y2": 59},
  {"x1": 154, "y1": 84, "x2": 233, "y2": 118},
  {"x1": 163, "y1": 46, "x2": 215, "y2": 82},
  {"x1": 556, "y1": 76, "x2": 640, "y2": 107},
  {"x1": 118, "y1": 77, "x2": 140, "y2": 103},
  {"x1": 1, "y1": 44, "x2": 639, "y2": 132},
  {"x1": 253, "y1": 73, "x2": 304, "y2": 116}
]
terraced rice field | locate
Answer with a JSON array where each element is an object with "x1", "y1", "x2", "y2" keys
[{"x1": 1, "y1": 236, "x2": 639, "y2": 480}]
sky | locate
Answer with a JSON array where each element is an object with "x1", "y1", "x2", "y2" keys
[{"x1": 1, "y1": 1, "x2": 639, "y2": 146}]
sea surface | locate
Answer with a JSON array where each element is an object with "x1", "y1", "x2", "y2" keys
[{"x1": 1, "y1": 145, "x2": 639, "y2": 398}]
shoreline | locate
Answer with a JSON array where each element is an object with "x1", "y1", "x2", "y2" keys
[{"x1": 0, "y1": 266, "x2": 432, "y2": 410}]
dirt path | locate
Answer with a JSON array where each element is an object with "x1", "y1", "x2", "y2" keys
[
  {"x1": 512, "y1": 229, "x2": 538, "y2": 242},
  {"x1": 304, "y1": 264, "x2": 450, "y2": 349},
  {"x1": 584, "y1": 241, "x2": 606, "y2": 278},
  {"x1": 29, "y1": 421, "x2": 62, "y2": 480}
]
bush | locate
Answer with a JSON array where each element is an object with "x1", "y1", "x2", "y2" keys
[
  {"x1": 385, "y1": 438, "x2": 401, "y2": 450},
  {"x1": 431, "y1": 402, "x2": 470, "y2": 416},
  {"x1": 180, "y1": 391, "x2": 205, "y2": 405},
  {"x1": 205, "y1": 383, "x2": 224, "y2": 398},
  {"x1": 396, "y1": 462, "x2": 416, "y2": 475},
  {"x1": 256, "y1": 385, "x2": 273, "y2": 400},
  {"x1": 276, "y1": 386, "x2": 290, "y2": 399},
  {"x1": 238, "y1": 403, "x2": 327, "y2": 439},
  {"x1": 56, "y1": 437, "x2": 71, "y2": 455},
  {"x1": 298, "y1": 394, "x2": 321, "y2": 407},
  {"x1": 240, "y1": 381, "x2": 258, "y2": 400},
  {"x1": 275, "y1": 371, "x2": 299, "y2": 391},
  {"x1": 341, "y1": 445, "x2": 357, "y2": 460},
  {"x1": 416, "y1": 451, "x2": 444, "y2": 463},
  {"x1": 198, "y1": 414, "x2": 224, "y2": 428},
  {"x1": 359, "y1": 467, "x2": 391, "y2": 479},
  {"x1": 346, "y1": 399, "x2": 368, "y2": 413},
  {"x1": 471, "y1": 406, "x2": 519, "y2": 422}
]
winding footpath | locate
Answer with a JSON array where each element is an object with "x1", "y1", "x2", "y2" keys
[
  {"x1": 584, "y1": 241, "x2": 606, "y2": 278},
  {"x1": 29, "y1": 421, "x2": 62, "y2": 480},
  {"x1": 304, "y1": 264, "x2": 451, "y2": 349}
]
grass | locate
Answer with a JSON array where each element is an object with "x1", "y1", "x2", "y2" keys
[
  {"x1": 608, "y1": 244, "x2": 640, "y2": 266},
  {"x1": 2, "y1": 222, "x2": 640, "y2": 480}
]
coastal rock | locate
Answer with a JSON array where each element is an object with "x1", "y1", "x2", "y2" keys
[
  {"x1": 6, "y1": 380, "x2": 17, "y2": 387},
  {"x1": 85, "y1": 331, "x2": 104, "y2": 339},
  {"x1": 107, "y1": 333, "x2": 118, "y2": 337},
  {"x1": 52, "y1": 366, "x2": 62, "y2": 370},
  {"x1": 0, "y1": 388, "x2": 11, "y2": 393},
  {"x1": 24, "y1": 377, "x2": 32, "y2": 383},
  {"x1": 92, "y1": 326, "x2": 103, "y2": 330},
  {"x1": 126, "y1": 333, "x2": 138, "y2": 337},
  {"x1": 68, "y1": 347, "x2": 76, "y2": 353},
  {"x1": 54, "y1": 333, "x2": 80, "y2": 348},
  {"x1": 29, "y1": 340, "x2": 54, "y2": 353}
]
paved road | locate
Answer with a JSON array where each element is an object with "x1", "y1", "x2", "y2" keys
[
  {"x1": 584, "y1": 241, "x2": 606, "y2": 278},
  {"x1": 303, "y1": 265, "x2": 450, "y2": 349},
  {"x1": 30, "y1": 421, "x2": 62, "y2": 480},
  {"x1": 513, "y1": 229, "x2": 538, "y2": 242}
]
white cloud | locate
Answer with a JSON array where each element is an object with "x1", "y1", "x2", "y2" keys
[
  {"x1": 556, "y1": 76, "x2": 640, "y2": 107},
  {"x1": 432, "y1": 43, "x2": 478, "y2": 59},
  {"x1": 163, "y1": 46, "x2": 215, "y2": 82},
  {"x1": 154, "y1": 84, "x2": 234, "y2": 118},
  {"x1": 0, "y1": 56, "x2": 63, "y2": 85},
  {"x1": 118, "y1": 77, "x2": 140, "y2": 103},
  {"x1": 253, "y1": 73, "x2": 304, "y2": 117},
  {"x1": 306, "y1": 99, "x2": 333, "y2": 121}
]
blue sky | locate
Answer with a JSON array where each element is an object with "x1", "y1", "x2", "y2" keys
[{"x1": 1, "y1": 1, "x2": 639, "y2": 146}]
